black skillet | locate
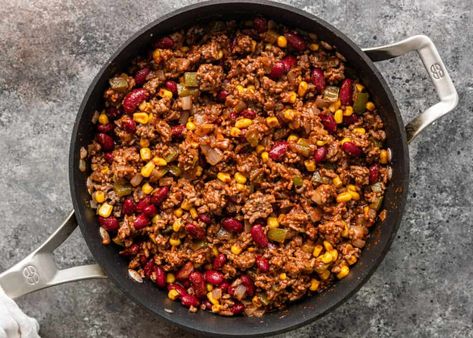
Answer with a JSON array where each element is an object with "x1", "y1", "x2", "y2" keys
[{"x1": 0, "y1": 1, "x2": 458, "y2": 336}]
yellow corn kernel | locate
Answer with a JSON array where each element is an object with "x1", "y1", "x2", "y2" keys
[
  {"x1": 181, "y1": 200, "x2": 192, "y2": 211},
  {"x1": 234, "y1": 172, "x2": 247, "y2": 184},
  {"x1": 172, "y1": 219, "x2": 182, "y2": 232},
  {"x1": 349, "y1": 190, "x2": 360, "y2": 201},
  {"x1": 347, "y1": 255, "x2": 357, "y2": 265},
  {"x1": 187, "y1": 208, "x2": 197, "y2": 219},
  {"x1": 309, "y1": 43, "x2": 319, "y2": 51},
  {"x1": 190, "y1": 142, "x2": 199, "y2": 149},
  {"x1": 133, "y1": 112, "x2": 149, "y2": 124},
  {"x1": 166, "y1": 273, "x2": 175, "y2": 284},
  {"x1": 206, "y1": 283, "x2": 213, "y2": 292},
  {"x1": 174, "y1": 208, "x2": 183, "y2": 218},
  {"x1": 101, "y1": 166, "x2": 109, "y2": 174},
  {"x1": 336, "y1": 192, "x2": 352, "y2": 203},
  {"x1": 323, "y1": 240, "x2": 333, "y2": 251},
  {"x1": 310, "y1": 279, "x2": 320, "y2": 291},
  {"x1": 211, "y1": 304, "x2": 221, "y2": 313},
  {"x1": 279, "y1": 273, "x2": 287, "y2": 280},
  {"x1": 139, "y1": 101, "x2": 152, "y2": 112},
  {"x1": 168, "y1": 289, "x2": 180, "y2": 300},
  {"x1": 247, "y1": 247, "x2": 256, "y2": 253},
  {"x1": 320, "y1": 252, "x2": 334, "y2": 264},
  {"x1": 379, "y1": 149, "x2": 389, "y2": 164},
  {"x1": 212, "y1": 246, "x2": 219, "y2": 256},
  {"x1": 343, "y1": 106, "x2": 354, "y2": 116},
  {"x1": 329, "y1": 100, "x2": 341, "y2": 113},
  {"x1": 363, "y1": 206, "x2": 370, "y2": 217},
  {"x1": 261, "y1": 152, "x2": 269, "y2": 162},
  {"x1": 330, "y1": 249, "x2": 339, "y2": 261},
  {"x1": 236, "y1": 85, "x2": 245, "y2": 94},
  {"x1": 152, "y1": 214, "x2": 161, "y2": 224},
  {"x1": 231, "y1": 244, "x2": 242, "y2": 255},
  {"x1": 298, "y1": 81, "x2": 308, "y2": 97},
  {"x1": 98, "y1": 113, "x2": 109, "y2": 125},
  {"x1": 366, "y1": 101, "x2": 375, "y2": 111},
  {"x1": 235, "y1": 118, "x2": 253, "y2": 129},
  {"x1": 152, "y1": 157, "x2": 167, "y2": 166},
  {"x1": 140, "y1": 138, "x2": 149, "y2": 148},
  {"x1": 247, "y1": 85, "x2": 255, "y2": 93},
  {"x1": 142, "y1": 183, "x2": 153, "y2": 195},
  {"x1": 152, "y1": 49, "x2": 161, "y2": 63},
  {"x1": 181, "y1": 46, "x2": 189, "y2": 52},
  {"x1": 316, "y1": 140, "x2": 327, "y2": 146},
  {"x1": 277, "y1": 35, "x2": 287, "y2": 48},
  {"x1": 287, "y1": 134, "x2": 299, "y2": 142},
  {"x1": 186, "y1": 121, "x2": 196, "y2": 131},
  {"x1": 93, "y1": 191, "x2": 106, "y2": 203},
  {"x1": 337, "y1": 265, "x2": 350, "y2": 279},
  {"x1": 169, "y1": 237, "x2": 181, "y2": 246},
  {"x1": 195, "y1": 166, "x2": 203, "y2": 177},
  {"x1": 355, "y1": 83, "x2": 365, "y2": 92},
  {"x1": 347, "y1": 184, "x2": 357, "y2": 192},
  {"x1": 267, "y1": 217, "x2": 279, "y2": 228},
  {"x1": 140, "y1": 147, "x2": 151, "y2": 161},
  {"x1": 256, "y1": 144, "x2": 265, "y2": 153},
  {"x1": 353, "y1": 127, "x2": 366, "y2": 135},
  {"x1": 340, "y1": 137, "x2": 351, "y2": 145},
  {"x1": 283, "y1": 109, "x2": 296, "y2": 121},
  {"x1": 236, "y1": 183, "x2": 246, "y2": 191},
  {"x1": 266, "y1": 116, "x2": 280, "y2": 128},
  {"x1": 98, "y1": 203, "x2": 113, "y2": 218},
  {"x1": 229, "y1": 127, "x2": 241, "y2": 137},
  {"x1": 319, "y1": 269, "x2": 330, "y2": 280},
  {"x1": 140, "y1": 161, "x2": 155, "y2": 177},
  {"x1": 313, "y1": 244, "x2": 323, "y2": 257},
  {"x1": 332, "y1": 176, "x2": 343, "y2": 188},
  {"x1": 217, "y1": 50, "x2": 224, "y2": 59},
  {"x1": 158, "y1": 88, "x2": 173, "y2": 99},
  {"x1": 207, "y1": 292, "x2": 220, "y2": 306},
  {"x1": 304, "y1": 160, "x2": 316, "y2": 172},
  {"x1": 287, "y1": 91, "x2": 297, "y2": 104},
  {"x1": 334, "y1": 109, "x2": 344, "y2": 124},
  {"x1": 217, "y1": 172, "x2": 231, "y2": 183}
]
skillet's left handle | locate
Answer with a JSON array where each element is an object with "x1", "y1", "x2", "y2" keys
[
  {"x1": 363, "y1": 35, "x2": 459, "y2": 143},
  {"x1": 0, "y1": 211, "x2": 106, "y2": 299}
]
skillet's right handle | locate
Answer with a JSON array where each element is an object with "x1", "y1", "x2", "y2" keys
[{"x1": 363, "y1": 35, "x2": 459, "y2": 144}]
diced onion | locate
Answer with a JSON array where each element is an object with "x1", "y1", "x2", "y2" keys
[
  {"x1": 181, "y1": 96, "x2": 193, "y2": 110},
  {"x1": 130, "y1": 173, "x2": 143, "y2": 187},
  {"x1": 234, "y1": 284, "x2": 247, "y2": 300},
  {"x1": 211, "y1": 288, "x2": 222, "y2": 300},
  {"x1": 201, "y1": 145, "x2": 224, "y2": 165}
]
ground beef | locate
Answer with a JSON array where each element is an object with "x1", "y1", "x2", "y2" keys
[{"x1": 242, "y1": 192, "x2": 276, "y2": 224}]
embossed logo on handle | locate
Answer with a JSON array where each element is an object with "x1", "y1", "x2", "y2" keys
[
  {"x1": 22, "y1": 265, "x2": 40, "y2": 285},
  {"x1": 430, "y1": 63, "x2": 444, "y2": 79}
]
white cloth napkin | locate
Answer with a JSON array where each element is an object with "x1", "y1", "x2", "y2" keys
[{"x1": 0, "y1": 287, "x2": 39, "y2": 338}]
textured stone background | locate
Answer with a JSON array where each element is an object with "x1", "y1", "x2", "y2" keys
[{"x1": 0, "y1": 0, "x2": 472, "y2": 337}]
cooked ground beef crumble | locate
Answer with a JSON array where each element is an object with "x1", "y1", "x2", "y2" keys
[{"x1": 82, "y1": 17, "x2": 392, "y2": 317}]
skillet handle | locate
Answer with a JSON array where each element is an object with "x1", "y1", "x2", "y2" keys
[
  {"x1": 363, "y1": 35, "x2": 459, "y2": 144},
  {"x1": 0, "y1": 211, "x2": 106, "y2": 299}
]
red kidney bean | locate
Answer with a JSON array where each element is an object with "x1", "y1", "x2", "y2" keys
[
  {"x1": 122, "y1": 197, "x2": 136, "y2": 215},
  {"x1": 241, "y1": 109, "x2": 256, "y2": 119},
  {"x1": 250, "y1": 224, "x2": 268, "y2": 247},
  {"x1": 229, "y1": 111, "x2": 239, "y2": 120},
  {"x1": 217, "y1": 90, "x2": 228, "y2": 102},
  {"x1": 320, "y1": 114, "x2": 337, "y2": 134},
  {"x1": 213, "y1": 254, "x2": 227, "y2": 270},
  {"x1": 342, "y1": 141, "x2": 362, "y2": 157},
  {"x1": 167, "y1": 283, "x2": 187, "y2": 298},
  {"x1": 255, "y1": 256, "x2": 269, "y2": 272},
  {"x1": 339, "y1": 78, "x2": 354, "y2": 106},
  {"x1": 227, "y1": 285, "x2": 235, "y2": 297},
  {"x1": 343, "y1": 113, "x2": 359, "y2": 126},
  {"x1": 98, "y1": 216, "x2": 119, "y2": 231},
  {"x1": 119, "y1": 243, "x2": 139, "y2": 257},
  {"x1": 163, "y1": 80, "x2": 177, "y2": 95},
  {"x1": 122, "y1": 116, "x2": 137, "y2": 133},
  {"x1": 151, "y1": 186, "x2": 170, "y2": 205},
  {"x1": 285, "y1": 31, "x2": 306, "y2": 51},
  {"x1": 269, "y1": 141, "x2": 288, "y2": 161},
  {"x1": 282, "y1": 55, "x2": 297, "y2": 71},
  {"x1": 222, "y1": 218, "x2": 243, "y2": 233},
  {"x1": 176, "y1": 262, "x2": 194, "y2": 281},
  {"x1": 314, "y1": 146, "x2": 328, "y2": 163},
  {"x1": 369, "y1": 164, "x2": 380, "y2": 184},
  {"x1": 122, "y1": 88, "x2": 150, "y2": 114},
  {"x1": 181, "y1": 294, "x2": 200, "y2": 308},
  {"x1": 143, "y1": 259, "x2": 154, "y2": 278},
  {"x1": 106, "y1": 106, "x2": 120, "y2": 119},
  {"x1": 230, "y1": 303, "x2": 245, "y2": 315},
  {"x1": 219, "y1": 281, "x2": 230, "y2": 292},
  {"x1": 189, "y1": 271, "x2": 206, "y2": 298},
  {"x1": 103, "y1": 152, "x2": 114, "y2": 163},
  {"x1": 311, "y1": 68, "x2": 326, "y2": 93},
  {"x1": 135, "y1": 197, "x2": 151, "y2": 213},
  {"x1": 97, "y1": 123, "x2": 114, "y2": 133},
  {"x1": 156, "y1": 36, "x2": 174, "y2": 49},
  {"x1": 97, "y1": 133, "x2": 114, "y2": 151},
  {"x1": 182, "y1": 280, "x2": 190, "y2": 288},
  {"x1": 143, "y1": 204, "x2": 157, "y2": 218},
  {"x1": 171, "y1": 125, "x2": 186, "y2": 138},
  {"x1": 202, "y1": 300, "x2": 213, "y2": 310},
  {"x1": 185, "y1": 223, "x2": 206, "y2": 240},
  {"x1": 253, "y1": 17, "x2": 267, "y2": 33},
  {"x1": 269, "y1": 61, "x2": 286, "y2": 79},
  {"x1": 198, "y1": 213, "x2": 212, "y2": 224},
  {"x1": 154, "y1": 266, "x2": 166, "y2": 288},
  {"x1": 240, "y1": 275, "x2": 255, "y2": 296},
  {"x1": 139, "y1": 255, "x2": 148, "y2": 265},
  {"x1": 134, "y1": 67, "x2": 150, "y2": 85},
  {"x1": 134, "y1": 214, "x2": 149, "y2": 230},
  {"x1": 204, "y1": 270, "x2": 224, "y2": 285}
]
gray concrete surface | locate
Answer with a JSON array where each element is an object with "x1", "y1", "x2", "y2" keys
[{"x1": 0, "y1": 0, "x2": 472, "y2": 337}]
